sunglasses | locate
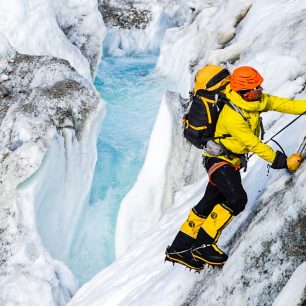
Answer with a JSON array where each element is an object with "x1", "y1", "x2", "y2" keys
[
  {"x1": 239, "y1": 85, "x2": 262, "y2": 94},
  {"x1": 253, "y1": 85, "x2": 262, "y2": 91}
]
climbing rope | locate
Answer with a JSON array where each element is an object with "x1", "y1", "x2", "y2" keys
[
  {"x1": 263, "y1": 110, "x2": 306, "y2": 147},
  {"x1": 248, "y1": 110, "x2": 306, "y2": 158}
]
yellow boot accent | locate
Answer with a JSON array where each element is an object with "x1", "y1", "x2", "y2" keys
[
  {"x1": 180, "y1": 209, "x2": 206, "y2": 239},
  {"x1": 201, "y1": 204, "x2": 234, "y2": 242},
  {"x1": 211, "y1": 244, "x2": 224, "y2": 255}
]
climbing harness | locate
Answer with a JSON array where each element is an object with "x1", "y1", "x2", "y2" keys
[{"x1": 207, "y1": 161, "x2": 240, "y2": 186}]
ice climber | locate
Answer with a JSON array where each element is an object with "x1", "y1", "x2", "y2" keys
[{"x1": 165, "y1": 65, "x2": 306, "y2": 271}]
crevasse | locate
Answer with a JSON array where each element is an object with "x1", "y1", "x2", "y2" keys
[{"x1": 67, "y1": 55, "x2": 174, "y2": 283}]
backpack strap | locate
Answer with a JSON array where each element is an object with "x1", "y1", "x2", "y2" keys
[
  {"x1": 222, "y1": 93, "x2": 264, "y2": 140},
  {"x1": 219, "y1": 93, "x2": 248, "y2": 122},
  {"x1": 182, "y1": 116, "x2": 208, "y2": 131}
]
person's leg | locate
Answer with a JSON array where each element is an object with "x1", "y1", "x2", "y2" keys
[
  {"x1": 196, "y1": 164, "x2": 247, "y2": 244},
  {"x1": 170, "y1": 182, "x2": 223, "y2": 251},
  {"x1": 192, "y1": 164, "x2": 248, "y2": 265},
  {"x1": 169, "y1": 157, "x2": 225, "y2": 251},
  {"x1": 165, "y1": 177, "x2": 224, "y2": 270},
  {"x1": 194, "y1": 179, "x2": 226, "y2": 216}
]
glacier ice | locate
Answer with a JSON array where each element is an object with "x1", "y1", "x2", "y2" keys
[
  {"x1": 0, "y1": 0, "x2": 105, "y2": 79},
  {"x1": 102, "y1": 0, "x2": 193, "y2": 57},
  {"x1": 0, "y1": 45, "x2": 105, "y2": 306},
  {"x1": 71, "y1": 0, "x2": 306, "y2": 305},
  {"x1": 0, "y1": 0, "x2": 306, "y2": 305},
  {"x1": 0, "y1": 0, "x2": 106, "y2": 304}
]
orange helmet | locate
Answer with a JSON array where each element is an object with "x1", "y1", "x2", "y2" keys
[{"x1": 230, "y1": 66, "x2": 263, "y2": 91}]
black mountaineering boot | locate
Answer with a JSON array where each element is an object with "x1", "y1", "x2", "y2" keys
[
  {"x1": 170, "y1": 231, "x2": 195, "y2": 251},
  {"x1": 191, "y1": 243, "x2": 228, "y2": 266},
  {"x1": 165, "y1": 245, "x2": 204, "y2": 271}
]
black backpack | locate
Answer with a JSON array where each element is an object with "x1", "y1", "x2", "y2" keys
[
  {"x1": 182, "y1": 66, "x2": 233, "y2": 149},
  {"x1": 183, "y1": 92, "x2": 233, "y2": 149}
]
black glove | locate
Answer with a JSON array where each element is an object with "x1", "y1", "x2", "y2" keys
[{"x1": 271, "y1": 151, "x2": 288, "y2": 169}]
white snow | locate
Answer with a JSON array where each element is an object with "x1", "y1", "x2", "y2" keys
[
  {"x1": 0, "y1": 0, "x2": 306, "y2": 305},
  {"x1": 0, "y1": 48, "x2": 105, "y2": 303},
  {"x1": 155, "y1": 0, "x2": 253, "y2": 96},
  {"x1": 0, "y1": 0, "x2": 105, "y2": 79},
  {"x1": 17, "y1": 116, "x2": 104, "y2": 263},
  {"x1": 272, "y1": 262, "x2": 306, "y2": 306}
]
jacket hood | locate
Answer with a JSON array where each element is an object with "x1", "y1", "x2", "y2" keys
[{"x1": 225, "y1": 84, "x2": 262, "y2": 111}]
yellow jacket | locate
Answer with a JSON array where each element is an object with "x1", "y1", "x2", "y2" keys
[{"x1": 208, "y1": 85, "x2": 306, "y2": 166}]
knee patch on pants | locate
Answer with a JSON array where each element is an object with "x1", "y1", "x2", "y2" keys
[
  {"x1": 201, "y1": 203, "x2": 234, "y2": 242},
  {"x1": 180, "y1": 208, "x2": 206, "y2": 239}
]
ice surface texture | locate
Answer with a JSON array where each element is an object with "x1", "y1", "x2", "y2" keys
[
  {"x1": 0, "y1": 0, "x2": 105, "y2": 79},
  {"x1": 0, "y1": 45, "x2": 104, "y2": 306},
  {"x1": 0, "y1": 0, "x2": 105, "y2": 304}
]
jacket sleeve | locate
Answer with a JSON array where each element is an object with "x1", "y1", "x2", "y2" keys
[
  {"x1": 226, "y1": 112, "x2": 276, "y2": 163},
  {"x1": 261, "y1": 95, "x2": 306, "y2": 114}
]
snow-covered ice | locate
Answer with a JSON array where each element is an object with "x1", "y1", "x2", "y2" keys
[
  {"x1": 71, "y1": 0, "x2": 306, "y2": 305},
  {"x1": 0, "y1": 0, "x2": 306, "y2": 305},
  {"x1": 0, "y1": 1, "x2": 105, "y2": 305},
  {"x1": 102, "y1": 0, "x2": 193, "y2": 57},
  {"x1": 0, "y1": 0, "x2": 105, "y2": 79}
]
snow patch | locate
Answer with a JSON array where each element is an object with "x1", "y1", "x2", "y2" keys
[{"x1": 0, "y1": 0, "x2": 105, "y2": 79}]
